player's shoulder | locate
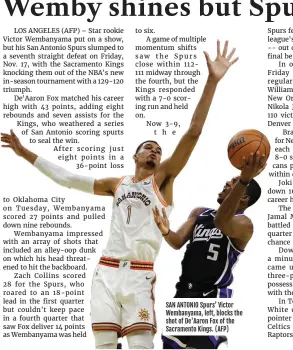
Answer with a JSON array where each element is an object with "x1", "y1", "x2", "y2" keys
[
  {"x1": 230, "y1": 214, "x2": 254, "y2": 249},
  {"x1": 188, "y1": 207, "x2": 211, "y2": 219},
  {"x1": 233, "y1": 213, "x2": 254, "y2": 233},
  {"x1": 234, "y1": 211, "x2": 252, "y2": 223},
  {"x1": 116, "y1": 175, "x2": 133, "y2": 183},
  {"x1": 111, "y1": 175, "x2": 131, "y2": 193},
  {"x1": 114, "y1": 175, "x2": 128, "y2": 185}
]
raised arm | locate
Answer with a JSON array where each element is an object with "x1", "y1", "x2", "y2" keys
[
  {"x1": 214, "y1": 152, "x2": 266, "y2": 248},
  {"x1": 1, "y1": 130, "x2": 119, "y2": 196},
  {"x1": 159, "y1": 40, "x2": 238, "y2": 179},
  {"x1": 152, "y1": 206, "x2": 205, "y2": 249}
]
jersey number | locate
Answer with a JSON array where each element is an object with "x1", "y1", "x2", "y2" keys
[
  {"x1": 126, "y1": 205, "x2": 132, "y2": 224},
  {"x1": 207, "y1": 243, "x2": 220, "y2": 261}
]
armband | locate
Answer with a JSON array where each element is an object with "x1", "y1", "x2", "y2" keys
[{"x1": 34, "y1": 157, "x2": 95, "y2": 194}]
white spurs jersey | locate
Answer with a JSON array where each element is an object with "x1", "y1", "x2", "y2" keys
[{"x1": 102, "y1": 175, "x2": 172, "y2": 262}]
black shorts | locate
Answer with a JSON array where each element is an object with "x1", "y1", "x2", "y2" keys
[
  {"x1": 175, "y1": 287, "x2": 233, "y2": 299},
  {"x1": 162, "y1": 335, "x2": 228, "y2": 349}
]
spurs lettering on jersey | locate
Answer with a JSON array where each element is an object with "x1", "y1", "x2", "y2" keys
[
  {"x1": 116, "y1": 192, "x2": 151, "y2": 206},
  {"x1": 102, "y1": 175, "x2": 172, "y2": 262},
  {"x1": 192, "y1": 224, "x2": 223, "y2": 242}
]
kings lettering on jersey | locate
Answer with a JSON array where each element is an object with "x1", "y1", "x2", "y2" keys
[
  {"x1": 177, "y1": 208, "x2": 243, "y2": 293},
  {"x1": 192, "y1": 224, "x2": 223, "y2": 242}
]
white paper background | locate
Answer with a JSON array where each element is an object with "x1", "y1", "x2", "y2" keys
[{"x1": 0, "y1": 0, "x2": 288, "y2": 349}]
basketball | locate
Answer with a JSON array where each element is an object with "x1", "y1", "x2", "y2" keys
[{"x1": 227, "y1": 129, "x2": 270, "y2": 169}]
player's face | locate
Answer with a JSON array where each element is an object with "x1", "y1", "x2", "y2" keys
[
  {"x1": 217, "y1": 176, "x2": 240, "y2": 204},
  {"x1": 135, "y1": 142, "x2": 162, "y2": 168}
]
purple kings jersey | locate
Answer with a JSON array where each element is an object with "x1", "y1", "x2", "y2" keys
[{"x1": 176, "y1": 208, "x2": 244, "y2": 292}]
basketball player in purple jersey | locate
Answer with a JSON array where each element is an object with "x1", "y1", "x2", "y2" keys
[
  {"x1": 153, "y1": 153, "x2": 266, "y2": 349},
  {"x1": 1, "y1": 41, "x2": 238, "y2": 349}
]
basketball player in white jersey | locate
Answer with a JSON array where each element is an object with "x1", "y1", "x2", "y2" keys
[{"x1": 1, "y1": 41, "x2": 238, "y2": 349}]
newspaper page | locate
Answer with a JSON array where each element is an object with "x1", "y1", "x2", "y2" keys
[{"x1": 0, "y1": 0, "x2": 292, "y2": 349}]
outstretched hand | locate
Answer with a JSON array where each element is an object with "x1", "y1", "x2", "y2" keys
[
  {"x1": 240, "y1": 152, "x2": 267, "y2": 183},
  {"x1": 204, "y1": 40, "x2": 239, "y2": 83},
  {"x1": 152, "y1": 206, "x2": 169, "y2": 236},
  {"x1": 1, "y1": 130, "x2": 24, "y2": 156}
]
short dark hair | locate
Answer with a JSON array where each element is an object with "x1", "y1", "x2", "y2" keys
[
  {"x1": 246, "y1": 179, "x2": 261, "y2": 207},
  {"x1": 135, "y1": 140, "x2": 161, "y2": 155}
]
